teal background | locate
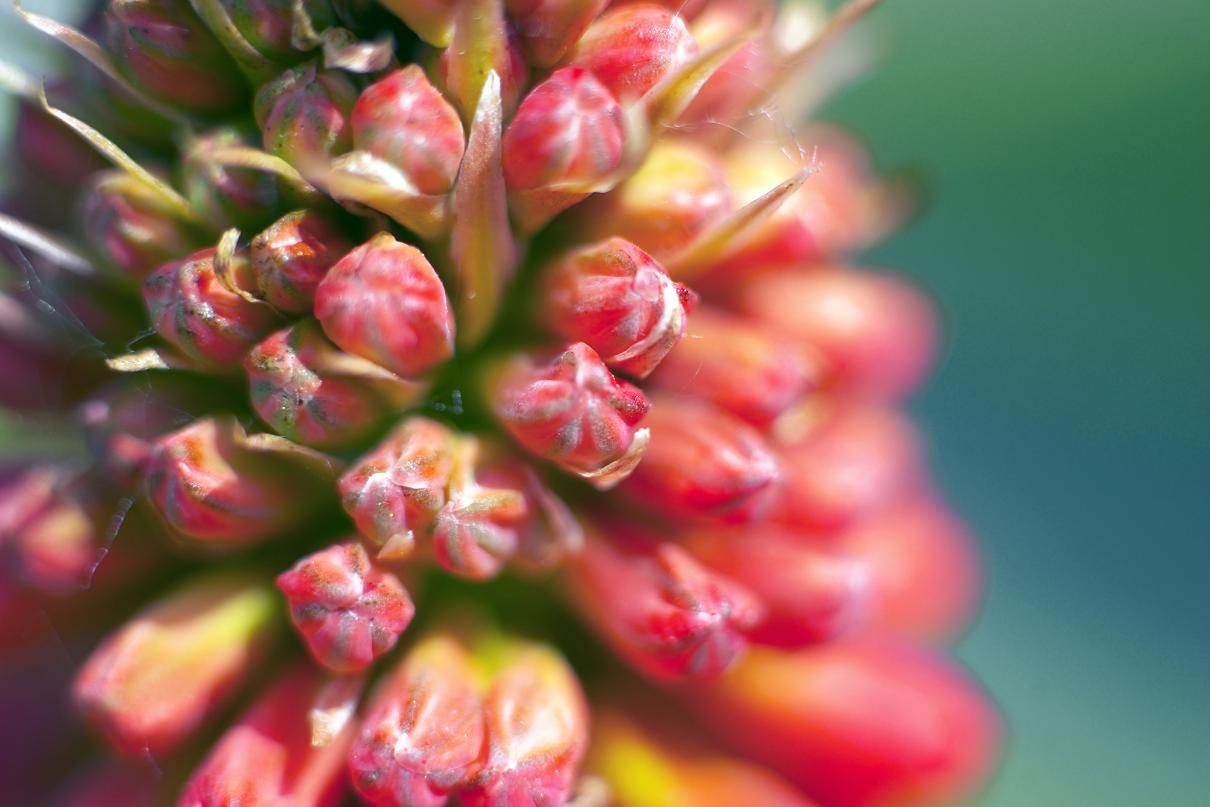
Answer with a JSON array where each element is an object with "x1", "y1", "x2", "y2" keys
[{"x1": 2, "y1": 0, "x2": 1208, "y2": 804}]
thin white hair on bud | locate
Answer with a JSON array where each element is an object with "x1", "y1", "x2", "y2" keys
[{"x1": 0, "y1": 210, "x2": 94, "y2": 276}]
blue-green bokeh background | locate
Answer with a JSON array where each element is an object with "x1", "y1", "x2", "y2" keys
[{"x1": 2, "y1": 0, "x2": 1207, "y2": 804}]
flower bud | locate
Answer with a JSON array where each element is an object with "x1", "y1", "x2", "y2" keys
[
  {"x1": 488, "y1": 343, "x2": 650, "y2": 487},
  {"x1": 693, "y1": 640, "x2": 1001, "y2": 807},
  {"x1": 775, "y1": 403, "x2": 920, "y2": 534},
  {"x1": 106, "y1": 0, "x2": 247, "y2": 115},
  {"x1": 682, "y1": 527, "x2": 870, "y2": 648},
  {"x1": 542, "y1": 238, "x2": 696, "y2": 379},
  {"x1": 652, "y1": 307, "x2": 820, "y2": 426},
  {"x1": 568, "y1": 528, "x2": 762, "y2": 680},
  {"x1": 221, "y1": 0, "x2": 336, "y2": 62},
  {"x1": 622, "y1": 396, "x2": 780, "y2": 523},
  {"x1": 439, "y1": 0, "x2": 529, "y2": 120},
  {"x1": 339, "y1": 417, "x2": 453, "y2": 560},
  {"x1": 568, "y1": 4, "x2": 698, "y2": 104},
  {"x1": 507, "y1": 0, "x2": 609, "y2": 67},
  {"x1": 251, "y1": 209, "x2": 353, "y2": 314},
  {"x1": 477, "y1": 458, "x2": 583, "y2": 570},
  {"x1": 675, "y1": 0, "x2": 774, "y2": 128},
  {"x1": 81, "y1": 172, "x2": 199, "y2": 282},
  {"x1": 143, "y1": 247, "x2": 282, "y2": 369},
  {"x1": 184, "y1": 129, "x2": 285, "y2": 232},
  {"x1": 348, "y1": 633, "x2": 486, "y2": 807},
  {"x1": 459, "y1": 639, "x2": 588, "y2": 807},
  {"x1": 276, "y1": 541, "x2": 415, "y2": 673},
  {"x1": 246, "y1": 320, "x2": 427, "y2": 450},
  {"x1": 178, "y1": 664, "x2": 353, "y2": 807},
  {"x1": 352, "y1": 66, "x2": 466, "y2": 196},
  {"x1": 736, "y1": 268, "x2": 939, "y2": 400},
  {"x1": 314, "y1": 233, "x2": 455, "y2": 379},
  {"x1": 255, "y1": 63, "x2": 358, "y2": 166},
  {"x1": 73, "y1": 574, "x2": 277, "y2": 757}
]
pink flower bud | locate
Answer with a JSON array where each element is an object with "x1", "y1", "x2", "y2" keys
[
  {"x1": 348, "y1": 634, "x2": 486, "y2": 807},
  {"x1": 622, "y1": 396, "x2": 780, "y2": 523},
  {"x1": 246, "y1": 320, "x2": 427, "y2": 450},
  {"x1": 506, "y1": 0, "x2": 610, "y2": 67},
  {"x1": 352, "y1": 66, "x2": 466, "y2": 196},
  {"x1": 568, "y1": 4, "x2": 698, "y2": 103},
  {"x1": 81, "y1": 172, "x2": 199, "y2": 282},
  {"x1": 143, "y1": 247, "x2": 282, "y2": 369},
  {"x1": 775, "y1": 404, "x2": 920, "y2": 534},
  {"x1": 542, "y1": 237, "x2": 696, "y2": 379},
  {"x1": 255, "y1": 63, "x2": 358, "y2": 165},
  {"x1": 314, "y1": 233, "x2": 455, "y2": 379},
  {"x1": 178, "y1": 664, "x2": 354, "y2": 807},
  {"x1": 73, "y1": 575, "x2": 277, "y2": 757},
  {"x1": 338, "y1": 417, "x2": 454, "y2": 560},
  {"x1": 736, "y1": 268, "x2": 939, "y2": 400},
  {"x1": 569, "y1": 527, "x2": 762, "y2": 680},
  {"x1": 459, "y1": 640, "x2": 588, "y2": 807},
  {"x1": 477, "y1": 458, "x2": 583, "y2": 570},
  {"x1": 220, "y1": 0, "x2": 336, "y2": 61},
  {"x1": 694, "y1": 640, "x2": 1001, "y2": 807},
  {"x1": 682, "y1": 527, "x2": 870, "y2": 648},
  {"x1": 106, "y1": 0, "x2": 247, "y2": 114},
  {"x1": 651, "y1": 307, "x2": 820, "y2": 425},
  {"x1": 277, "y1": 542, "x2": 415, "y2": 673},
  {"x1": 251, "y1": 209, "x2": 353, "y2": 314},
  {"x1": 488, "y1": 343, "x2": 650, "y2": 487}
]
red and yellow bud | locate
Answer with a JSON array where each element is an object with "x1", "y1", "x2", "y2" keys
[
  {"x1": 488, "y1": 342, "x2": 650, "y2": 487},
  {"x1": 348, "y1": 633, "x2": 487, "y2": 807},
  {"x1": 178, "y1": 664, "x2": 353, "y2": 807},
  {"x1": 277, "y1": 541, "x2": 415, "y2": 673},
  {"x1": 568, "y1": 528, "x2": 762, "y2": 680},
  {"x1": 622, "y1": 396, "x2": 780, "y2": 523},
  {"x1": 693, "y1": 639, "x2": 1001, "y2": 807},
  {"x1": 542, "y1": 237, "x2": 696, "y2": 379},
  {"x1": 81, "y1": 172, "x2": 199, "y2": 282},
  {"x1": 73, "y1": 574, "x2": 277, "y2": 757},
  {"x1": 569, "y1": 4, "x2": 698, "y2": 104},
  {"x1": 251, "y1": 209, "x2": 353, "y2": 314},
  {"x1": 379, "y1": 0, "x2": 459, "y2": 47},
  {"x1": 246, "y1": 320, "x2": 428, "y2": 450},
  {"x1": 143, "y1": 246, "x2": 282, "y2": 369},
  {"x1": 507, "y1": 0, "x2": 610, "y2": 67},
  {"x1": 315, "y1": 233, "x2": 455, "y2": 379},
  {"x1": 255, "y1": 63, "x2": 359, "y2": 166},
  {"x1": 439, "y1": 1, "x2": 530, "y2": 119}
]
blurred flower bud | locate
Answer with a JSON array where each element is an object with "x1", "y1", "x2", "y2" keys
[
  {"x1": 478, "y1": 458, "x2": 583, "y2": 570},
  {"x1": 73, "y1": 574, "x2": 277, "y2": 757},
  {"x1": 251, "y1": 209, "x2": 353, "y2": 314},
  {"x1": 221, "y1": 0, "x2": 336, "y2": 62},
  {"x1": 50, "y1": 762, "x2": 160, "y2": 807},
  {"x1": 80, "y1": 172, "x2": 199, "y2": 282},
  {"x1": 315, "y1": 233, "x2": 455, "y2": 379},
  {"x1": 542, "y1": 237, "x2": 696, "y2": 379},
  {"x1": 184, "y1": 129, "x2": 285, "y2": 232},
  {"x1": 488, "y1": 342, "x2": 650, "y2": 487},
  {"x1": 378, "y1": 0, "x2": 458, "y2": 46},
  {"x1": 506, "y1": 0, "x2": 609, "y2": 67},
  {"x1": 255, "y1": 63, "x2": 358, "y2": 166},
  {"x1": 277, "y1": 541, "x2": 415, "y2": 673},
  {"x1": 568, "y1": 4, "x2": 698, "y2": 104}
]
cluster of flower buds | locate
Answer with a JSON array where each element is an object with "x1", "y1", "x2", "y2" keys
[{"x1": 0, "y1": 0, "x2": 1000, "y2": 804}]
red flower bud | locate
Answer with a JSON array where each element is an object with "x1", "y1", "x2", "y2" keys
[
  {"x1": 143, "y1": 247, "x2": 282, "y2": 369},
  {"x1": 488, "y1": 343, "x2": 650, "y2": 487},
  {"x1": 568, "y1": 4, "x2": 698, "y2": 103},
  {"x1": 246, "y1": 320, "x2": 428, "y2": 450},
  {"x1": 477, "y1": 458, "x2": 583, "y2": 570},
  {"x1": 506, "y1": 0, "x2": 610, "y2": 67},
  {"x1": 694, "y1": 640, "x2": 1001, "y2": 807},
  {"x1": 277, "y1": 541, "x2": 415, "y2": 673},
  {"x1": 568, "y1": 528, "x2": 762, "y2": 680},
  {"x1": 315, "y1": 233, "x2": 455, "y2": 379},
  {"x1": 179, "y1": 664, "x2": 354, "y2": 807},
  {"x1": 652, "y1": 307, "x2": 819, "y2": 425},
  {"x1": 255, "y1": 63, "x2": 358, "y2": 166},
  {"x1": 622, "y1": 396, "x2": 780, "y2": 523},
  {"x1": 542, "y1": 237, "x2": 696, "y2": 379},
  {"x1": 682, "y1": 527, "x2": 870, "y2": 648},
  {"x1": 73, "y1": 575, "x2": 277, "y2": 757},
  {"x1": 251, "y1": 209, "x2": 353, "y2": 314},
  {"x1": 339, "y1": 417, "x2": 454, "y2": 560},
  {"x1": 736, "y1": 268, "x2": 939, "y2": 400},
  {"x1": 352, "y1": 66, "x2": 466, "y2": 196},
  {"x1": 106, "y1": 0, "x2": 247, "y2": 114},
  {"x1": 81, "y1": 172, "x2": 199, "y2": 282},
  {"x1": 348, "y1": 634, "x2": 486, "y2": 807}
]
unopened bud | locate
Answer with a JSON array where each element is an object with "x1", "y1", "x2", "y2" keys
[
  {"x1": 246, "y1": 320, "x2": 427, "y2": 450},
  {"x1": 255, "y1": 63, "x2": 358, "y2": 166},
  {"x1": 477, "y1": 458, "x2": 583, "y2": 570},
  {"x1": 184, "y1": 129, "x2": 284, "y2": 232},
  {"x1": 81, "y1": 172, "x2": 199, "y2": 281},
  {"x1": 221, "y1": 0, "x2": 336, "y2": 62},
  {"x1": 622, "y1": 396, "x2": 780, "y2": 523},
  {"x1": 251, "y1": 209, "x2": 353, "y2": 314},
  {"x1": 347, "y1": 633, "x2": 486, "y2": 807},
  {"x1": 73, "y1": 574, "x2": 277, "y2": 757},
  {"x1": 488, "y1": 342, "x2": 650, "y2": 487},
  {"x1": 439, "y1": 0, "x2": 529, "y2": 119},
  {"x1": 542, "y1": 237, "x2": 696, "y2": 379},
  {"x1": 568, "y1": 4, "x2": 698, "y2": 103},
  {"x1": 507, "y1": 0, "x2": 609, "y2": 67},
  {"x1": 315, "y1": 233, "x2": 455, "y2": 378},
  {"x1": 178, "y1": 664, "x2": 354, "y2": 807}
]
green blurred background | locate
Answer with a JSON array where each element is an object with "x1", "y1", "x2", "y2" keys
[{"x1": 2, "y1": 0, "x2": 1207, "y2": 804}]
